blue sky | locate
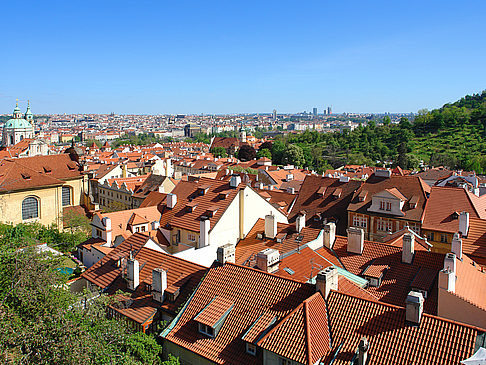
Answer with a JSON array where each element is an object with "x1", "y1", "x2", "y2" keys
[{"x1": 1, "y1": 0, "x2": 485, "y2": 114}]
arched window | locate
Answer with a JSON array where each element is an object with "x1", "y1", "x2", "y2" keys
[
  {"x1": 62, "y1": 186, "x2": 72, "y2": 206},
  {"x1": 22, "y1": 197, "x2": 39, "y2": 220}
]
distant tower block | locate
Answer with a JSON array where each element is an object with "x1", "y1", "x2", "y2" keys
[{"x1": 272, "y1": 109, "x2": 277, "y2": 121}]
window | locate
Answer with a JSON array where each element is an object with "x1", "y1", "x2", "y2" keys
[
  {"x1": 62, "y1": 186, "x2": 71, "y2": 206},
  {"x1": 279, "y1": 358, "x2": 293, "y2": 365},
  {"x1": 386, "y1": 202, "x2": 392, "y2": 211},
  {"x1": 352, "y1": 216, "x2": 367, "y2": 229},
  {"x1": 198, "y1": 323, "x2": 214, "y2": 337},
  {"x1": 380, "y1": 201, "x2": 385, "y2": 210},
  {"x1": 246, "y1": 343, "x2": 256, "y2": 356},
  {"x1": 188, "y1": 233, "x2": 196, "y2": 242},
  {"x1": 426, "y1": 232, "x2": 434, "y2": 241},
  {"x1": 141, "y1": 226, "x2": 146, "y2": 232},
  {"x1": 440, "y1": 234, "x2": 447, "y2": 243},
  {"x1": 22, "y1": 197, "x2": 39, "y2": 220},
  {"x1": 377, "y1": 219, "x2": 393, "y2": 232},
  {"x1": 96, "y1": 229, "x2": 103, "y2": 238}
]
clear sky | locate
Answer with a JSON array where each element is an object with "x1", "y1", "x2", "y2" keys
[{"x1": 1, "y1": 0, "x2": 485, "y2": 115}]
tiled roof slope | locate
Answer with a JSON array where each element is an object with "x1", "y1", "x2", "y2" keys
[
  {"x1": 256, "y1": 189, "x2": 296, "y2": 215},
  {"x1": 163, "y1": 263, "x2": 315, "y2": 365},
  {"x1": 422, "y1": 186, "x2": 486, "y2": 233},
  {"x1": 132, "y1": 173, "x2": 173, "y2": 199},
  {"x1": 455, "y1": 254, "x2": 486, "y2": 311},
  {"x1": 139, "y1": 191, "x2": 168, "y2": 208},
  {"x1": 82, "y1": 233, "x2": 207, "y2": 322},
  {"x1": 324, "y1": 290, "x2": 481, "y2": 365},
  {"x1": 258, "y1": 293, "x2": 331, "y2": 365},
  {"x1": 328, "y1": 236, "x2": 444, "y2": 314},
  {"x1": 463, "y1": 217, "x2": 486, "y2": 266},
  {"x1": 235, "y1": 218, "x2": 322, "y2": 266},
  {"x1": 348, "y1": 174, "x2": 430, "y2": 222},
  {"x1": 159, "y1": 177, "x2": 244, "y2": 232},
  {"x1": 0, "y1": 154, "x2": 83, "y2": 192},
  {"x1": 289, "y1": 175, "x2": 362, "y2": 234}
]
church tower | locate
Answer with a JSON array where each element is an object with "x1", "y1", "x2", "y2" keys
[{"x1": 2, "y1": 100, "x2": 35, "y2": 147}]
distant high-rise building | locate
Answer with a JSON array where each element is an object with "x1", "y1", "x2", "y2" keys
[
  {"x1": 272, "y1": 109, "x2": 277, "y2": 121},
  {"x1": 313, "y1": 107, "x2": 318, "y2": 117},
  {"x1": 327, "y1": 106, "x2": 332, "y2": 115}
]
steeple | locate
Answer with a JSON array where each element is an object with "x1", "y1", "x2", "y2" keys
[
  {"x1": 13, "y1": 99, "x2": 22, "y2": 119},
  {"x1": 25, "y1": 100, "x2": 34, "y2": 124}
]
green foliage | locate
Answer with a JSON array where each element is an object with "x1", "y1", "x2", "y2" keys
[
  {"x1": 112, "y1": 133, "x2": 169, "y2": 148},
  {"x1": 229, "y1": 166, "x2": 258, "y2": 175},
  {"x1": 211, "y1": 146, "x2": 228, "y2": 158},
  {"x1": 256, "y1": 148, "x2": 272, "y2": 159},
  {"x1": 0, "y1": 231, "x2": 161, "y2": 364},
  {"x1": 282, "y1": 144, "x2": 305, "y2": 167},
  {"x1": 161, "y1": 354, "x2": 180, "y2": 365}
]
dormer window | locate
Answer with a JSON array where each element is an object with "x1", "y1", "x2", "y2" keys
[
  {"x1": 198, "y1": 323, "x2": 214, "y2": 337},
  {"x1": 246, "y1": 343, "x2": 256, "y2": 356},
  {"x1": 380, "y1": 201, "x2": 385, "y2": 210},
  {"x1": 386, "y1": 202, "x2": 391, "y2": 211},
  {"x1": 195, "y1": 296, "x2": 234, "y2": 338}
]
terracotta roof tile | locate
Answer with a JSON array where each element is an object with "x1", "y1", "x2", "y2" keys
[{"x1": 195, "y1": 296, "x2": 234, "y2": 327}]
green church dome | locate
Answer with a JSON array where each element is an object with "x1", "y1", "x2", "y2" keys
[{"x1": 5, "y1": 118, "x2": 32, "y2": 129}]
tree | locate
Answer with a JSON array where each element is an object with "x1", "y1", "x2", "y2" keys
[
  {"x1": 211, "y1": 146, "x2": 227, "y2": 158},
  {"x1": 237, "y1": 145, "x2": 256, "y2": 161},
  {"x1": 256, "y1": 148, "x2": 272, "y2": 159},
  {"x1": 162, "y1": 354, "x2": 181, "y2": 365},
  {"x1": 282, "y1": 144, "x2": 305, "y2": 167},
  {"x1": 259, "y1": 141, "x2": 273, "y2": 151},
  {"x1": 63, "y1": 209, "x2": 91, "y2": 235}
]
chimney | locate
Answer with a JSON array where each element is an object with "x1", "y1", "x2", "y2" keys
[
  {"x1": 296, "y1": 212, "x2": 306, "y2": 233},
  {"x1": 402, "y1": 233, "x2": 415, "y2": 264},
  {"x1": 127, "y1": 258, "x2": 140, "y2": 291},
  {"x1": 256, "y1": 248, "x2": 280, "y2": 273},
  {"x1": 287, "y1": 187, "x2": 295, "y2": 194},
  {"x1": 339, "y1": 175, "x2": 350, "y2": 183},
  {"x1": 257, "y1": 182, "x2": 264, "y2": 190},
  {"x1": 405, "y1": 291, "x2": 424, "y2": 324},
  {"x1": 199, "y1": 219, "x2": 210, "y2": 248},
  {"x1": 102, "y1": 217, "x2": 112, "y2": 246},
  {"x1": 451, "y1": 233, "x2": 463, "y2": 260},
  {"x1": 151, "y1": 220, "x2": 160, "y2": 230},
  {"x1": 444, "y1": 252, "x2": 456, "y2": 274},
  {"x1": 265, "y1": 214, "x2": 277, "y2": 239},
  {"x1": 216, "y1": 243, "x2": 235, "y2": 264},
  {"x1": 102, "y1": 216, "x2": 112, "y2": 231},
  {"x1": 152, "y1": 268, "x2": 167, "y2": 303},
  {"x1": 316, "y1": 266, "x2": 338, "y2": 299},
  {"x1": 358, "y1": 338, "x2": 369, "y2": 365},
  {"x1": 438, "y1": 268, "x2": 456, "y2": 292},
  {"x1": 347, "y1": 227, "x2": 364, "y2": 254},
  {"x1": 230, "y1": 174, "x2": 242, "y2": 188},
  {"x1": 323, "y1": 222, "x2": 336, "y2": 249},
  {"x1": 167, "y1": 193, "x2": 177, "y2": 209},
  {"x1": 458, "y1": 211, "x2": 469, "y2": 237},
  {"x1": 158, "y1": 184, "x2": 165, "y2": 193},
  {"x1": 286, "y1": 173, "x2": 294, "y2": 181},
  {"x1": 375, "y1": 169, "x2": 392, "y2": 178}
]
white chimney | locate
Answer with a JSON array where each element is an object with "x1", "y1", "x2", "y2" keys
[
  {"x1": 230, "y1": 174, "x2": 242, "y2": 188},
  {"x1": 405, "y1": 291, "x2": 424, "y2": 324},
  {"x1": 286, "y1": 173, "x2": 294, "y2": 181},
  {"x1": 256, "y1": 248, "x2": 280, "y2": 273},
  {"x1": 451, "y1": 233, "x2": 463, "y2": 260},
  {"x1": 402, "y1": 233, "x2": 415, "y2": 264},
  {"x1": 265, "y1": 214, "x2": 277, "y2": 239},
  {"x1": 158, "y1": 185, "x2": 165, "y2": 193},
  {"x1": 287, "y1": 187, "x2": 295, "y2": 194},
  {"x1": 127, "y1": 258, "x2": 140, "y2": 291},
  {"x1": 102, "y1": 216, "x2": 112, "y2": 230},
  {"x1": 296, "y1": 213, "x2": 306, "y2": 233},
  {"x1": 444, "y1": 252, "x2": 456, "y2": 274},
  {"x1": 339, "y1": 175, "x2": 350, "y2": 183},
  {"x1": 438, "y1": 268, "x2": 456, "y2": 292},
  {"x1": 323, "y1": 222, "x2": 336, "y2": 249},
  {"x1": 167, "y1": 193, "x2": 177, "y2": 209},
  {"x1": 102, "y1": 217, "x2": 112, "y2": 246},
  {"x1": 316, "y1": 266, "x2": 338, "y2": 299},
  {"x1": 347, "y1": 227, "x2": 364, "y2": 254},
  {"x1": 358, "y1": 338, "x2": 369, "y2": 365},
  {"x1": 199, "y1": 219, "x2": 210, "y2": 248},
  {"x1": 257, "y1": 182, "x2": 264, "y2": 190},
  {"x1": 458, "y1": 211, "x2": 469, "y2": 237},
  {"x1": 216, "y1": 243, "x2": 235, "y2": 264},
  {"x1": 152, "y1": 268, "x2": 167, "y2": 303}
]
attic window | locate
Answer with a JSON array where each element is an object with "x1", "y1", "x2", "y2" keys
[
  {"x1": 67, "y1": 162, "x2": 76, "y2": 170},
  {"x1": 295, "y1": 235, "x2": 303, "y2": 243},
  {"x1": 165, "y1": 285, "x2": 181, "y2": 302},
  {"x1": 362, "y1": 263, "x2": 389, "y2": 287},
  {"x1": 43, "y1": 166, "x2": 52, "y2": 173},
  {"x1": 358, "y1": 190, "x2": 368, "y2": 202},
  {"x1": 317, "y1": 186, "x2": 327, "y2": 196},
  {"x1": 195, "y1": 296, "x2": 234, "y2": 338},
  {"x1": 21, "y1": 173, "x2": 31, "y2": 180},
  {"x1": 333, "y1": 188, "x2": 342, "y2": 199},
  {"x1": 275, "y1": 233, "x2": 286, "y2": 243},
  {"x1": 283, "y1": 267, "x2": 295, "y2": 275},
  {"x1": 451, "y1": 211, "x2": 459, "y2": 219},
  {"x1": 186, "y1": 202, "x2": 197, "y2": 212},
  {"x1": 198, "y1": 185, "x2": 211, "y2": 195},
  {"x1": 409, "y1": 196, "x2": 419, "y2": 209}
]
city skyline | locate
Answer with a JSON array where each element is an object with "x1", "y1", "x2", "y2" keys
[{"x1": 1, "y1": 0, "x2": 485, "y2": 114}]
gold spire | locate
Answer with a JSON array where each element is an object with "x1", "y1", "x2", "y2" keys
[{"x1": 16, "y1": 99, "x2": 18, "y2": 107}]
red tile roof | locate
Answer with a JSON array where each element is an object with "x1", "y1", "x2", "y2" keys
[
  {"x1": 163, "y1": 263, "x2": 315, "y2": 365},
  {"x1": 422, "y1": 187, "x2": 486, "y2": 233},
  {"x1": 289, "y1": 175, "x2": 362, "y2": 234},
  {"x1": 463, "y1": 217, "x2": 486, "y2": 264},
  {"x1": 325, "y1": 290, "x2": 481, "y2": 365},
  {"x1": 195, "y1": 296, "x2": 234, "y2": 327},
  {"x1": 258, "y1": 293, "x2": 331, "y2": 364}
]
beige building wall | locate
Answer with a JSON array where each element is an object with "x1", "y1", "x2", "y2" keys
[
  {"x1": 263, "y1": 349, "x2": 305, "y2": 365},
  {"x1": 163, "y1": 341, "x2": 216, "y2": 365},
  {"x1": 438, "y1": 288, "x2": 486, "y2": 329}
]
